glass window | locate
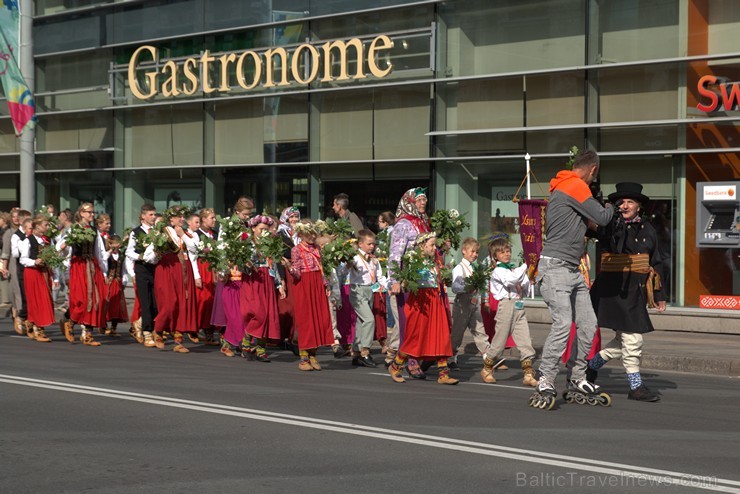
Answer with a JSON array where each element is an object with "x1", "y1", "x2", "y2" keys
[
  {"x1": 0, "y1": 156, "x2": 19, "y2": 172},
  {"x1": 37, "y1": 113, "x2": 113, "y2": 152},
  {"x1": 128, "y1": 104, "x2": 203, "y2": 167},
  {"x1": 596, "y1": 0, "x2": 680, "y2": 64},
  {"x1": 0, "y1": 172, "x2": 18, "y2": 210},
  {"x1": 597, "y1": 64, "x2": 680, "y2": 123},
  {"x1": 37, "y1": 50, "x2": 111, "y2": 92},
  {"x1": 219, "y1": 166, "x2": 309, "y2": 217},
  {"x1": 34, "y1": 14, "x2": 102, "y2": 54},
  {"x1": 36, "y1": 151, "x2": 113, "y2": 171},
  {"x1": 0, "y1": 120, "x2": 19, "y2": 154},
  {"x1": 37, "y1": 171, "x2": 114, "y2": 219},
  {"x1": 439, "y1": 0, "x2": 585, "y2": 77},
  {"x1": 707, "y1": 0, "x2": 740, "y2": 55}
]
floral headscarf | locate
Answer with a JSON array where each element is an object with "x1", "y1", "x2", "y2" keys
[
  {"x1": 395, "y1": 187, "x2": 430, "y2": 233},
  {"x1": 278, "y1": 206, "x2": 301, "y2": 245}
]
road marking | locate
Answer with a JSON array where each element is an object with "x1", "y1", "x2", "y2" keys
[
  {"x1": 1, "y1": 374, "x2": 736, "y2": 493},
  {"x1": 368, "y1": 372, "x2": 533, "y2": 391}
]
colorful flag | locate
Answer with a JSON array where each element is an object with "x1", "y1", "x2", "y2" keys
[{"x1": 0, "y1": 0, "x2": 35, "y2": 136}]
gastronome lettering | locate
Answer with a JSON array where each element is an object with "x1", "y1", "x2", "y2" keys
[{"x1": 128, "y1": 35, "x2": 394, "y2": 100}]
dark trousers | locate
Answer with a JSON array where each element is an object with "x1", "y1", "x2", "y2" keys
[
  {"x1": 16, "y1": 259, "x2": 27, "y2": 319},
  {"x1": 134, "y1": 262, "x2": 157, "y2": 333}
]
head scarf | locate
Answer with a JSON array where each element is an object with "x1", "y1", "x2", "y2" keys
[
  {"x1": 395, "y1": 187, "x2": 430, "y2": 234},
  {"x1": 277, "y1": 207, "x2": 301, "y2": 246}
]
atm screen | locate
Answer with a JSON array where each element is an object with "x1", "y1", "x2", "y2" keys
[{"x1": 708, "y1": 212, "x2": 735, "y2": 231}]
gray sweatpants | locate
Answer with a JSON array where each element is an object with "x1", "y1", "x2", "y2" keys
[
  {"x1": 349, "y1": 285, "x2": 375, "y2": 351},
  {"x1": 536, "y1": 257, "x2": 597, "y2": 384}
]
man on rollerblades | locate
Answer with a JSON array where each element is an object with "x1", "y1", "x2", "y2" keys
[{"x1": 529, "y1": 150, "x2": 614, "y2": 410}]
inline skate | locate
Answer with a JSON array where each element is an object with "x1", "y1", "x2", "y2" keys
[
  {"x1": 563, "y1": 378, "x2": 612, "y2": 406},
  {"x1": 528, "y1": 377, "x2": 557, "y2": 410}
]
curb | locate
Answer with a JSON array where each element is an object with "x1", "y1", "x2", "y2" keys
[{"x1": 462, "y1": 343, "x2": 740, "y2": 378}]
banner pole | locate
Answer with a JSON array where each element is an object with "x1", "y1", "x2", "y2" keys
[{"x1": 525, "y1": 152, "x2": 531, "y2": 200}]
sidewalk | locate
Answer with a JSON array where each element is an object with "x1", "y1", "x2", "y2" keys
[{"x1": 462, "y1": 322, "x2": 740, "y2": 378}]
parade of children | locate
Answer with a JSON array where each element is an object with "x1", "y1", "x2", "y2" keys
[{"x1": 2, "y1": 174, "x2": 673, "y2": 410}]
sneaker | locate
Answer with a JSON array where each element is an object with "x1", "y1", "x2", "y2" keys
[{"x1": 628, "y1": 384, "x2": 660, "y2": 402}]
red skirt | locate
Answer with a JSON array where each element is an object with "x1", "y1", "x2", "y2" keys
[
  {"x1": 278, "y1": 273, "x2": 295, "y2": 340},
  {"x1": 240, "y1": 266, "x2": 281, "y2": 340},
  {"x1": 400, "y1": 287, "x2": 453, "y2": 360},
  {"x1": 69, "y1": 257, "x2": 106, "y2": 328},
  {"x1": 196, "y1": 259, "x2": 215, "y2": 329},
  {"x1": 24, "y1": 267, "x2": 55, "y2": 328},
  {"x1": 131, "y1": 286, "x2": 141, "y2": 322},
  {"x1": 154, "y1": 253, "x2": 197, "y2": 333},
  {"x1": 372, "y1": 292, "x2": 387, "y2": 341},
  {"x1": 106, "y1": 278, "x2": 129, "y2": 322},
  {"x1": 291, "y1": 270, "x2": 333, "y2": 350}
]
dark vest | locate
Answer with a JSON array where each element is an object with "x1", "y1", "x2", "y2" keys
[
  {"x1": 28, "y1": 235, "x2": 41, "y2": 260},
  {"x1": 132, "y1": 225, "x2": 147, "y2": 255},
  {"x1": 71, "y1": 225, "x2": 97, "y2": 259},
  {"x1": 108, "y1": 254, "x2": 123, "y2": 279},
  {"x1": 14, "y1": 229, "x2": 27, "y2": 269}
]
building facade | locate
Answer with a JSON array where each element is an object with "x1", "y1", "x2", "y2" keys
[{"x1": 1, "y1": 0, "x2": 738, "y2": 308}]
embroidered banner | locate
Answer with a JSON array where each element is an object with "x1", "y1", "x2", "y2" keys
[{"x1": 517, "y1": 199, "x2": 547, "y2": 271}]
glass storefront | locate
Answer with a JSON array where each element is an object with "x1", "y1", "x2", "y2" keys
[{"x1": 8, "y1": 0, "x2": 738, "y2": 308}]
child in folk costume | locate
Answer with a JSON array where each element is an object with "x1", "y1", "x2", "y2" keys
[
  {"x1": 19, "y1": 214, "x2": 58, "y2": 342},
  {"x1": 240, "y1": 215, "x2": 286, "y2": 362},
  {"x1": 276, "y1": 207, "x2": 301, "y2": 349},
  {"x1": 104, "y1": 234, "x2": 129, "y2": 337},
  {"x1": 125, "y1": 204, "x2": 158, "y2": 347},
  {"x1": 388, "y1": 232, "x2": 458, "y2": 385},
  {"x1": 215, "y1": 200, "x2": 252, "y2": 357},
  {"x1": 479, "y1": 237, "x2": 537, "y2": 386},
  {"x1": 152, "y1": 205, "x2": 199, "y2": 353},
  {"x1": 449, "y1": 237, "x2": 491, "y2": 368},
  {"x1": 343, "y1": 229, "x2": 387, "y2": 367},
  {"x1": 289, "y1": 222, "x2": 334, "y2": 371},
  {"x1": 182, "y1": 212, "x2": 204, "y2": 344},
  {"x1": 59, "y1": 203, "x2": 107, "y2": 347},
  {"x1": 195, "y1": 208, "x2": 219, "y2": 346}
]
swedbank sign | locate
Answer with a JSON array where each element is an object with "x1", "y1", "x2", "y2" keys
[{"x1": 128, "y1": 35, "x2": 394, "y2": 100}]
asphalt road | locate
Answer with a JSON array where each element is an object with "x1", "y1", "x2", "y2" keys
[{"x1": 1, "y1": 324, "x2": 739, "y2": 493}]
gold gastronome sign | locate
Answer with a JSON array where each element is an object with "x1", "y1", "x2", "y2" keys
[{"x1": 128, "y1": 35, "x2": 394, "y2": 100}]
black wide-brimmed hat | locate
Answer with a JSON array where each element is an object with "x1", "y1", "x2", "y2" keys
[{"x1": 608, "y1": 182, "x2": 650, "y2": 205}]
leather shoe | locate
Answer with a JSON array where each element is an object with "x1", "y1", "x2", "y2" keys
[{"x1": 357, "y1": 355, "x2": 377, "y2": 368}]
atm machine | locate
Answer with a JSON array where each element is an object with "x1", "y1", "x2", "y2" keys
[
  {"x1": 696, "y1": 181, "x2": 740, "y2": 248},
  {"x1": 696, "y1": 181, "x2": 740, "y2": 295}
]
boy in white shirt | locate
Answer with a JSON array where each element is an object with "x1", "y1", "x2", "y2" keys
[
  {"x1": 348, "y1": 230, "x2": 386, "y2": 367},
  {"x1": 449, "y1": 237, "x2": 491, "y2": 369},
  {"x1": 480, "y1": 237, "x2": 537, "y2": 386}
]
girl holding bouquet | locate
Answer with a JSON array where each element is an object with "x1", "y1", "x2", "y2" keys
[
  {"x1": 19, "y1": 214, "x2": 58, "y2": 342},
  {"x1": 195, "y1": 208, "x2": 219, "y2": 345},
  {"x1": 289, "y1": 222, "x2": 334, "y2": 371},
  {"x1": 58, "y1": 203, "x2": 107, "y2": 346},
  {"x1": 240, "y1": 215, "x2": 286, "y2": 362},
  {"x1": 152, "y1": 205, "x2": 199, "y2": 353},
  {"x1": 388, "y1": 232, "x2": 457, "y2": 385},
  {"x1": 104, "y1": 234, "x2": 129, "y2": 336}
]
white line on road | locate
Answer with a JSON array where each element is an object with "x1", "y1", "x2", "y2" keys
[
  {"x1": 368, "y1": 372, "x2": 534, "y2": 391},
  {"x1": 1, "y1": 374, "x2": 737, "y2": 493}
]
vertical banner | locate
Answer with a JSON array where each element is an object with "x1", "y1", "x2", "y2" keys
[
  {"x1": 0, "y1": 0, "x2": 35, "y2": 136},
  {"x1": 517, "y1": 199, "x2": 547, "y2": 273}
]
